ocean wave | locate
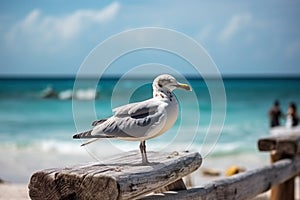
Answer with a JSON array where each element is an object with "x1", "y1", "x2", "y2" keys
[
  {"x1": 0, "y1": 139, "x2": 265, "y2": 184},
  {"x1": 0, "y1": 140, "x2": 85, "y2": 155},
  {"x1": 0, "y1": 138, "x2": 255, "y2": 158},
  {"x1": 41, "y1": 86, "x2": 98, "y2": 100}
]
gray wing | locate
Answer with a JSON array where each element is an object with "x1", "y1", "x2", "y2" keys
[
  {"x1": 91, "y1": 119, "x2": 107, "y2": 126},
  {"x1": 113, "y1": 99, "x2": 160, "y2": 117},
  {"x1": 91, "y1": 98, "x2": 167, "y2": 140}
]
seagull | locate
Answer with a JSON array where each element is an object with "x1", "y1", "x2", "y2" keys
[{"x1": 73, "y1": 74, "x2": 192, "y2": 164}]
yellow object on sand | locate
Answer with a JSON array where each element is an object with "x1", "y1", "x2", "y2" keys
[{"x1": 225, "y1": 165, "x2": 246, "y2": 176}]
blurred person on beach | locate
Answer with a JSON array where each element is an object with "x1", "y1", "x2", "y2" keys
[
  {"x1": 269, "y1": 100, "x2": 282, "y2": 128},
  {"x1": 286, "y1": 102, "x2": 299, "y2": 128}
]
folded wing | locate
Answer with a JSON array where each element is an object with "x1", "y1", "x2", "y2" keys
[{"x1": 74, "y1": 98, "x2": 168, "y2": 141}]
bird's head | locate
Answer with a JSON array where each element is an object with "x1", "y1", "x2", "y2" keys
[{"x1": 153, "y1": 74, "x2": 192, "y2": 92}]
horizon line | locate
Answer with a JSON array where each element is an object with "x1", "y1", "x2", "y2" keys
[{"x1": 1, "y1": 74, "x2": 300, "y2": 80}]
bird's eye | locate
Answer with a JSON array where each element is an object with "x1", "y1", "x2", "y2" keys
[{"x1": 158, "y1": 83, "x2": 162, "y2": 87}]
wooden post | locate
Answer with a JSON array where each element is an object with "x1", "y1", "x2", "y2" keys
[
  {"x1": 258, "y1": 133, "x2": 300, "y2": 200},
  {"x1": 270, "y1": 152, "x2": 295, "y2": 200},
  {"x1": 28, "y1": 150, "x2": 202, "y2": 200}
]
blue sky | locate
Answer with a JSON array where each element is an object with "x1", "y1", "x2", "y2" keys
[{"x1": 0, "y1": 0, "x2": 300, "y2": 76}]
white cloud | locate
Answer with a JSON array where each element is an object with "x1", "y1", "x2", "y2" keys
[
  {"x1": 219, "y1": 13, "x2": 252, "y2": 42},
  {"x1": 196, "y1": 25, "x2": 214, "y2": 42},
  {"x1": 5, "y1": 2, "x2": 120, "y2": 51}
]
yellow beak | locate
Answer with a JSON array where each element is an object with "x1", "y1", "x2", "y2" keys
[{"x1": 176, "y1": 82, "x2": 192, "y2": 91}]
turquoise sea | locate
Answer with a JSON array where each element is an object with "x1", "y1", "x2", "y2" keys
[{"x1": 1, "y1": 77, "x2": 300, "y2": 183}]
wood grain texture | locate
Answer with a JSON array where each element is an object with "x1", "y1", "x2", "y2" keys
[
  {"x1": 28, "y1": 150, "x2": 202, "y2": 200},
  {"x1": 142, "y1": 156, "x2": 300, "y2": 200}
]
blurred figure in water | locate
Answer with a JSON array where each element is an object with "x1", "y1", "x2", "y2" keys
[
  {"x1": 269, "y1": 100, "x2": 282, "y2": 128},
  {"x1": 286, "y1": 102, "x2": 299, "y2": 128}
]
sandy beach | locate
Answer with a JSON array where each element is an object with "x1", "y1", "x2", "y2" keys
[{"x1": 0, "y1": 183, "x2": 29, "y2": 200}]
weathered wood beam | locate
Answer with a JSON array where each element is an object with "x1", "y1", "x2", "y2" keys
[
  {"x1": 28, "y1": 150, "x2": 202, "y2": 200},
  {"x1": 258, "y1": 133, "x2": 300, "y2": 154},
  {"x1": 141, "y1": 156, "x2": 300, "y2": 200},
  {"x1": 258, "y1": 137, "x2": 277, "y2": 151}
]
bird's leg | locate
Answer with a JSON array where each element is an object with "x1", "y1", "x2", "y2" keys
[
  {"x1": 139, "y1": 141, "x2": 144, "y2": 163},
  {"x1": 139, "y1": 140, "x2": 149, "y2": 164},
  {"x1": 142, "y1": 140, "x2": 149, "y2": 163}
]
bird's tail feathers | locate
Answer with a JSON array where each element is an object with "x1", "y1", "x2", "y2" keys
[
  {"x1": 73, "y1": 130, "x2": 92, "y2": 139},
  {"x1": 73, "y1": 130, "x2": 101, "y2": 146},
  {"x1": 81, "y1": 138, "x2": 100, "y2": 146}
]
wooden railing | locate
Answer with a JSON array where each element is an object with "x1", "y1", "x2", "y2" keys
[
  {"x1": 28, "y1": 132, "x2": 300, "y2": 200},
  {"x1": 258, "y1": 132, "x2": 300, "y2": 200}
]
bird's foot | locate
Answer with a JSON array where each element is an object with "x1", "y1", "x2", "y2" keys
[
  {"x1": 140, "y1": 159, "x2": 160, "y2": 166},
  {"x1": 141, "y1": 157, "x2": 149, "y2": 165}
]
